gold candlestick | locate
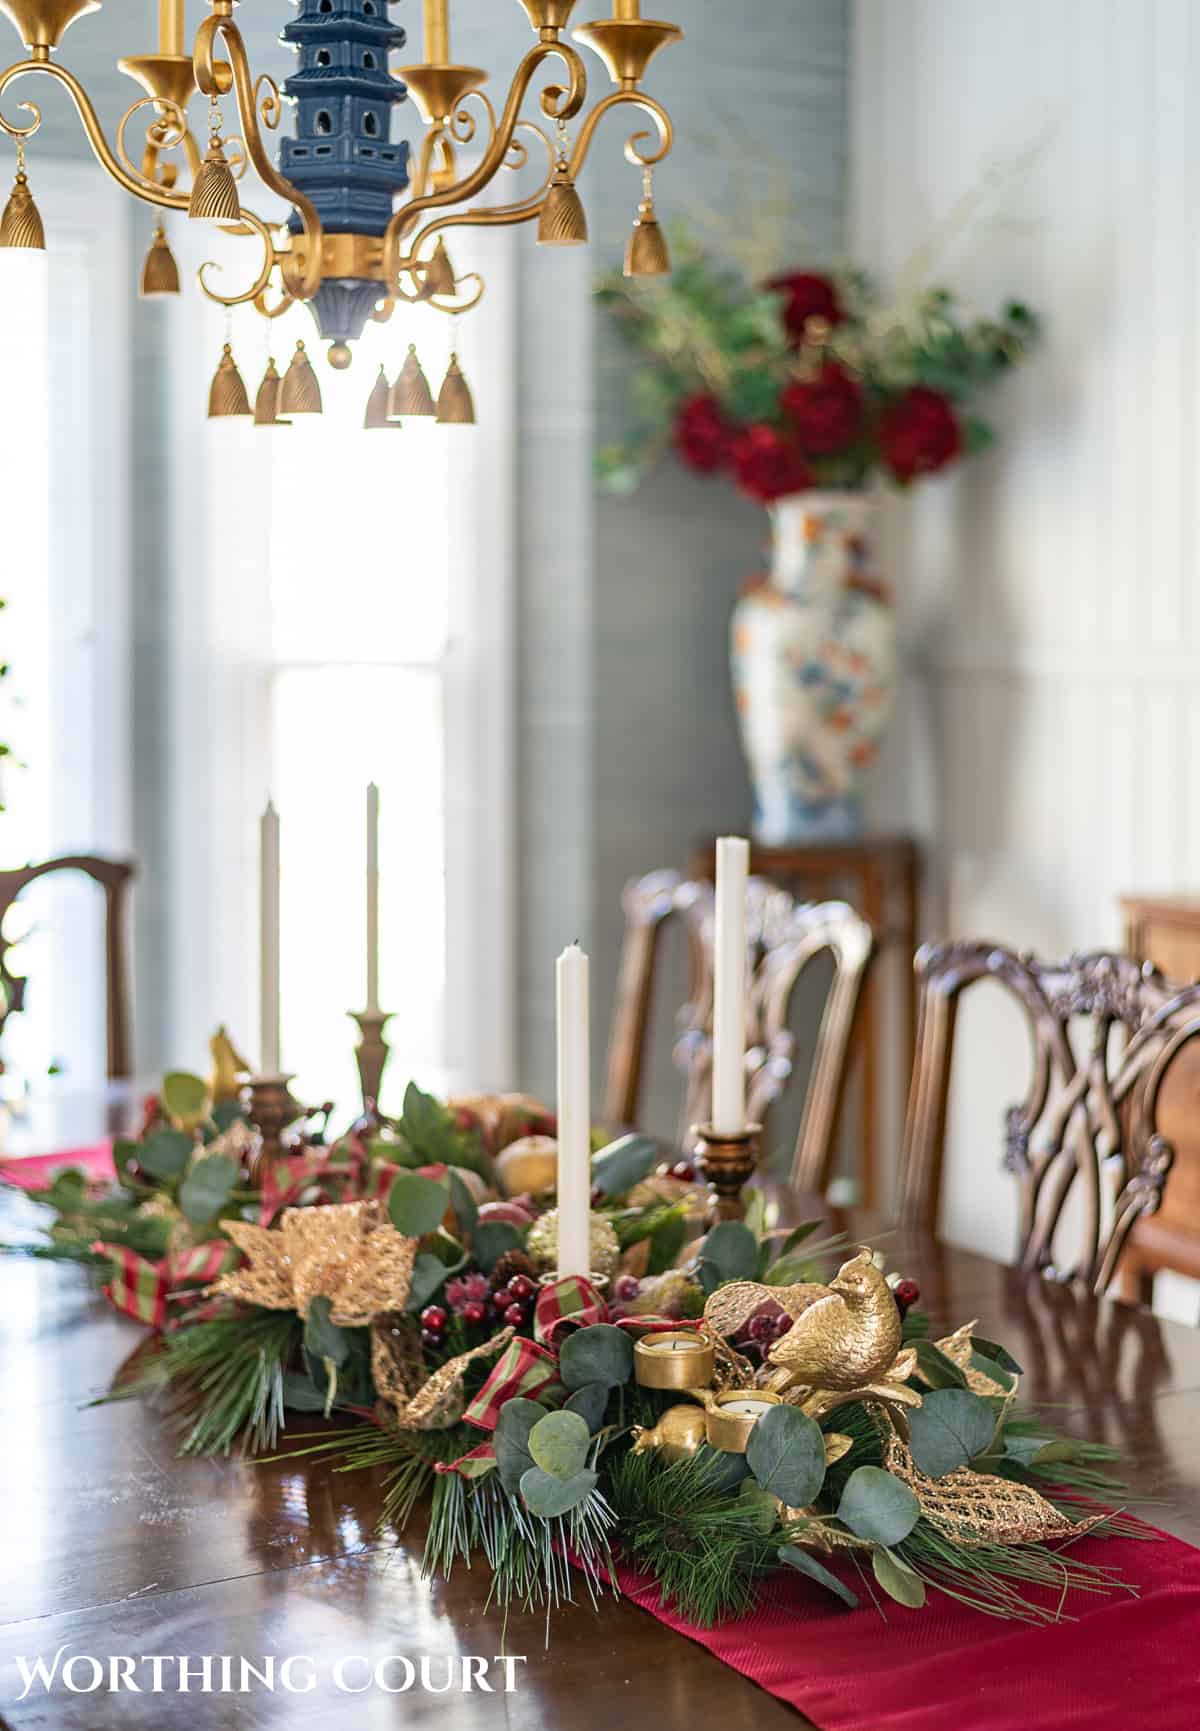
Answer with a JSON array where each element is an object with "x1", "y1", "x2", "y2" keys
[
  {"x1": 692, "y1": 1121, "x2": 762, "y2": 1223},
  {"x1": 245, "y1": 1073, "x2": 301, "y2": 1189},
  {"x1": 351, "y1": 1008, "x2": 393, "y2": 1117},
  {"x1": 424, "y1": 0, "x2": 449, "y2": 63},
  {"x1": 159, "y1": 0, "x2": 184, "y2": 56}
]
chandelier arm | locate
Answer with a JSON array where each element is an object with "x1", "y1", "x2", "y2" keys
[
  {"x1": 115, "y1": 93, "x2": 190, "y2": 192},
  {"x1": 193, "y1": 14, "x2": 323, "y2": 302},
  {"x1": 447, "y1": 88, "x2": 495, "y2": 149},
  {"x1": 253, "y1": 282, "x2": 297, "y2": 321},
  {"x1": 568, "y1": 88, "x2": 673, "y2": 178},
  {"x1": 408, "y1": 121, "x2": 443, "y2": 201},
  {"x1": 383, "y1": 38, "x2": 587, "y2": 289},
  {"x1": 196, "y1": 205, "x2": 279, "y2": 308},
  {"x1": 0, "y1": 60, "x2": 188, "y2": 208}
]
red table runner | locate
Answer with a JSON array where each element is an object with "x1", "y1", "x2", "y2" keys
[
  {"x1": 0, "y1": 1140, "x2": 114, "y2": 1189},
  {"x1": 615, "y1": 1523, "x2": 1200, "y2": 1730}
]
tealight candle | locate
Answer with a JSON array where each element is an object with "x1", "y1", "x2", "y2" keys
[
  {"x1": 633, "y1": 1331, "x2": 715, "y2": 1391},
  {"x1": 705, "y1": 1387, "x2": 783, "y2": 1454}
]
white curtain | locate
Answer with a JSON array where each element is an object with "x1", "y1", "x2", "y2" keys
[{"x1": 162, "y1": 220, "x2": 516, "y2": 1119}]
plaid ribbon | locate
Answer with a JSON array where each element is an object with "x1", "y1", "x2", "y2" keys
[
  {"x1": 90, "y1": 1242, "x2": 168, "y2": 1328},
  {"x1": 533, "y1": 1273, "x2": 609, "y2": 1347},
  {"x1": 433, "y1": 1440, "x2": 498, "y2": 1480},
  {"x1": 461, "y1": 1336, "x2": 563, "y2": 1432}
]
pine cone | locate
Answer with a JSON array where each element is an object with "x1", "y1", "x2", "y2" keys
[{"x1": 489, "y1": 1248, "x2": 536, "y2": 1294}]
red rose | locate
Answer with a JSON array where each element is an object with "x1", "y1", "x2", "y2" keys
[
  {"x1": 731, "y1": 424, "x2": 812, "y2": 504},
  {"x1": 767, "y1": 271, "x2": 843, "y2": 344},
  {"x1": 782, "y1": 362, "x2": 864, "y2": 457},
  {"x1": 674, "y1": 392, "x2": 735, "y2": 474},
  {"x1": 879, "y1": 386, "x2": 962, "y2": 483}
]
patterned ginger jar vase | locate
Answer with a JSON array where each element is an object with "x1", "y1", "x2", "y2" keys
[{"x1": 731, "y1": 491, "x2": 897, "y2": 844}]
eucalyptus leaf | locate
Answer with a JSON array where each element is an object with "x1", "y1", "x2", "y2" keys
[
  {"x1": 446, "y1": 1169, "x2": 479, "y2": 1237},
  {"x1": 282, "y1": 1370, "x2": 333, "y2": 1412},
  {"x1": 519, "y1": 1465, "x2": 598, "y2": 1519},
  {"x1": 737, "y1": 1478, "x2": 780, "y2": 1534},
  {"x1": 908, "y1": 1388, "x2": 997, "y2": 1479},
  {"x1": 495, "y1": 1397, "x2": 546, "y2": 1494},
  {"x1": 528, "y1": 1409, "x2": 590, "y2": 1479},
  {"x1": 161, "y1": 1071, "x2": 210, "y2": 1127},
  {"x1": 836, "y1": 1467, "x2": 921, "y2": 1547},
  {"x1": 405, "y1": 1251, "x2": 459, "y2": 1313},
  {"x1": 872, "y1": 1547, "x2": 926, "y2": 1608},
  {"x1": 695, "y1": 1443, "x2": 750, "y2": 1491},
  {"x1": 746, "y1": 1403, "x2": 826, "y2": 1509},
  {"x1": 304, "y1": 1295, "x2": 351, "y2": 1367},
  {"x1": 387, "y1": 1172, "x2": 450, "y2": 1238},
  {"x1": 777, "y1": 1544, "x2": 859, "y2": 1609},
  {"x1": 647, "y1": 1211, "x2": 687, "y2": 1276},
  {"x1": 911, "y1": 1340, "x2": 969, "y2": 1390},
  {"x1": 564, "y1": 1382, "x2": 609, "y2": 1434},
  {"x1": 472, "y1": 1220, "x2": 524, "y2": 1274},
  {"x1": 590, "y1": 1133, "x2": 659, "y2": 1199},
  {"x1": 971, "y1": 1334, "x2": 1024, "y2": 1376},
  {"x1": 178, "y1": 1152, "x2": 238, "y2": 1224},
  {"x1": 137, "y1": 1128, "x2": 193, "y2": 1182},
  {"x1": 558, "y1": 1324, "x2": 634, "y2": 1392},
  {"x1": 1003, "y1": 1433, "x2": 1083, "y2": 1469},
  {"x1": 697, "y1": 1220, "x2": 760, "y2": 1293},
  {"x1": 210, "y1": 1100, "x2": 246, "y2": 1135}
]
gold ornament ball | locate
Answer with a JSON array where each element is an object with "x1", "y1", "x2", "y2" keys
[
  {"x1": 526, "y1": 1207, "x2": 621, "y2": 1279},
  {"x1": 327, "y1": 341, "x2": 353, "y2": 370},
  {"x1": 631, "y1": 1404, "x2": 709, "y2": 1462},
  {"x1": 494, "y1": 1135, "x2": 559, "y2": 1198}
]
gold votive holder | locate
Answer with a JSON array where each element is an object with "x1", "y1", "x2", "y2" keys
[
  {"x1": 692, "y1": 1121, "x2": 762, "y2": 1223},
  {"x1": 705, "y1": 1387, "x2": 783, "y2": 1454},
  {"x1": 633, "y1": 1329, "x2": 715, "y2": 1391}
]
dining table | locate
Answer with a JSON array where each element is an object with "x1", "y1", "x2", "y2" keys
[{"x1": 2, "y1": 1101, "x2": 1200, "y2": 1729}]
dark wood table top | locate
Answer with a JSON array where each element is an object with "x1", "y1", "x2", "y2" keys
[{"x1": 2, "y1": 1185, "x2": 1199, "y2": 1729}]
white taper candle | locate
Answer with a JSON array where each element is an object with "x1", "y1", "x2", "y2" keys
[
  {"x1": 711, "y1": 835, "x2": 749, "y2": 1135},
  {"x1": 259, "y1": 801, "x2": 281, "y2": 1075},
  {"x1": 366, "y1": 782, "x2": 380, "y2": 1013},
  {"x1": 555, "y1": 943, "x2": 591, "y2": 1279}
]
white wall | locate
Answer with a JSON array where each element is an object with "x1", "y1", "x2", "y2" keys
[{"x1": 851, "y1": 0, "x2": 1200, "y2": 1270}]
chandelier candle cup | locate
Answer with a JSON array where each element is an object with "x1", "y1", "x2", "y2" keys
[
  {"x1": 555, "y1": 944, "x2": 591, "y2": 1281},
  {"x1": 633, "y1": 1330, "x2": 715, "y2": 1391},
  {"x1": 705, "y1": 1388, "x2": 782, "y2": 1454}
]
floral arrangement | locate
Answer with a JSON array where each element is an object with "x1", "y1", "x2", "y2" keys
[
  {"x1": 6, "y1": 1087, "x2": 1137, "y2": 1632},
  {"x1": 596, "y1": 232, "x2": 1039, "y2": 504}
]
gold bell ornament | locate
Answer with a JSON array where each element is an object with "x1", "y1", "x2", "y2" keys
[
  {"x1": 207, "y1": 343, "x2": 252, "y2": 418},
  {"x1": 435, "y1": 353, "x2": 475, "y2": 425},
  {"x1": 624, "y1": 169, "x2": 670, "y2": 278},
  {"x1": 252, "y1": 357, "x2": 290, "y2": 427},
  {"x1": 278, "y1": 339, "x2": 322, "y2": 415},
  {"x1": 189, "y1": 95, "x2": 240, "y2": 224},
  {"x1": 420, "y1": 235, "x2": 457, "y2": 299},
  {"x1": 388, "y1": 344, "x2": 436, "y2": 418},
  {"x1": 363, "y1": 364, "x2": 397, "y2": 430},
  {"x1": 538, "y1": 162, "x2": 588, "y2": 247},
  {"x1": 0, "y1": 146, "x2": 44, "y2": 250},
  {"x1": 139, "y1": 221, "x2": 180, "y2": 295}
]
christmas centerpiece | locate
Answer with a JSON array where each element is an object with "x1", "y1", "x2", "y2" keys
[{"x1": 597, "y1": 233, "x2": 1039, "y2": 842}]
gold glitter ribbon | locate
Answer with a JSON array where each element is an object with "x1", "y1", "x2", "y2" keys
[
  {"x1": 371, "y1": 1317, "x2": 515, "y2": 1431},
  {"x1": 209, "y1": 1200, "x2": 417, "y2": 1324}
]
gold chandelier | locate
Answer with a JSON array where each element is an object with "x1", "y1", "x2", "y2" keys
[{"x1": 0, "y1": 0, "x2": 681, "y2": 423}]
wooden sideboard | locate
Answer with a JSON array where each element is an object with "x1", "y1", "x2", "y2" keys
[{"x1": 1119, "y1": 895, "x2": 1200, "y2": 1305}]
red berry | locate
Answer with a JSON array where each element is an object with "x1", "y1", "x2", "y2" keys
[
  {"x1": 669, "y1": 1161, "x2": 696, "y2": 1181},
  {"x1": 420, "y1": 1305, "x2": 448, "y2": 1332},
  {"x1": 462, "y1": 1301, "x2": 487, "y2": 1326},
  {"x1": 614, "y1": 1274, "x2": 641, "y2": 1303},
  {"x1": 503, "y1": 1302, "x2": 526, "y2": 1328},
  {"x1": 507, "y1": 1274, "x2": 535, "y2": 1302},
  {"x1": 590, "y1": 1185, "x2": 605, "y2": 1206},
  {"x1": 421, "y1": 1327, "x2": 442, "y2": 1349},
  {"x1": 771, "y1": 1313, "x2": 793, "y2": 1341},
  {"x1": 748, "y1": 1313, "x2": 777, "y2": 1344},
  {"x1": 893, "y1": 1279, "x2": 920, "y2": 1312}
]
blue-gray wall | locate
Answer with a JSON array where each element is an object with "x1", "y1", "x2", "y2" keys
[{"x1": 40, "y1": 0, "x2": 848, "y2": 1097}]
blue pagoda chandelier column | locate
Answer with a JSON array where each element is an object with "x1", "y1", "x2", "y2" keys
[{"x1": 279, "y1": 0, "x2": 410, "y2": 361}]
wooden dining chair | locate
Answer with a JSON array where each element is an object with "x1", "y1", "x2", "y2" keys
[
  {"x1": 0, "y1": 855, "x2": 136, "y2": 1079},
  {"x1": 899, "y1": 942, "x2": 1200, "y2": 1297},
  {"x1": 603, "y1": 869, "x2": 875, "y2": 1191}
]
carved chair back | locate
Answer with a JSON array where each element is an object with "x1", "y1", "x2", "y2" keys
[
  {"x1": 0, "y1": 856, "x2": 136, "y2": 1080},
  {"x1": 900, "y1": 943, "x2": 1200, "y2": 1295},
  {"x1": 603, "y1": 870, "x2": 875, "y2": 1190}
]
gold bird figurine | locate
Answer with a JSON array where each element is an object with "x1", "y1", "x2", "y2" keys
[
  {"x1": 765, "y1": 1247, "x2": 917, "y2": 1406},
  {"x1": 210, "y1": 1025, "x2": 252, "y2": 1104}
]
